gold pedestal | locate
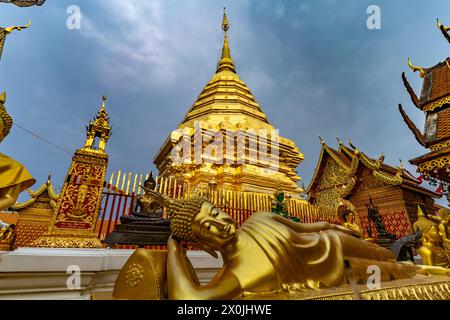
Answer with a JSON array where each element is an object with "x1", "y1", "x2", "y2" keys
[
  {"x1": 113, "y1": 249, "x2": 167, "y2": 300},
  {"x1": 32, "y1": 233, "x2": 103, "y2": 248},
  {"x1": 241, "y1": 275, "x2": 450, "y2": 300}
]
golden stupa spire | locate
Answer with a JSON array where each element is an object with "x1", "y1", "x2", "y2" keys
[{"x1": 216, "y1": 7, "x2": 236, "y2": 74}]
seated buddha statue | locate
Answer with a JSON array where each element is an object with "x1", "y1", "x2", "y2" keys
[
  {"x1": 133, "y1": 191, "x2": 447, "y2": 300},
  {"x1": 0, "y1": 223, "x2": 16, "y2": 251},
  {"x1": 341, "y1": 209, "x2": 361, "y2": 236},
  {"x1": 132, "y1": 172, "x2": 163, "y2": 218},
  {"x1": 103, "y1": 172, "x2": 169, "y2": 247},
  {"x1": 0, "y1": 92, "x2": 35, "y2": 212}
]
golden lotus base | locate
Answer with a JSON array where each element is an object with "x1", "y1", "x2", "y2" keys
[
  {"x1": 242, "y1": 274, "x2": 450, "y2": 300},
  {"x1": 31, "y1": 233, "x2": 103, "y2": 248}
]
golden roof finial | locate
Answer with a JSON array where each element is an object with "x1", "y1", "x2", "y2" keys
[
  {"x1": 101, "y1": 95, "x2": 107, "y2": 111},
  {"x1": 408, "y1": 58, "x2": 426, "y2": 78},
  {"x1": 4, "y1": 20, "x2": 32, "y2": 34},
  {"x1": 437, "y1": 18, "x2": 450, "y2": 32},
  {"x1": 216, "y1": 7, "x2": 236, "y2": 74},
  {"x1": 318, "y1": 135, "x2": 325, "y2": 145}
]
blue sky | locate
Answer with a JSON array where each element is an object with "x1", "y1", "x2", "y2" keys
[{"x1": 0, "y1": 0, "x2": 449, "y2": 203}]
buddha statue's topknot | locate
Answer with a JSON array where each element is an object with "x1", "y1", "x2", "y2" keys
[
  {"x1": 169, "y1": 197, "x2": 207, "y2": 242},
  {"x1": 138, "y1": 185, "x2": 208, "y2": 243}
]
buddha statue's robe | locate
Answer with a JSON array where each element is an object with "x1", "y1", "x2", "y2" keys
[
  {"x1": 343, "y1": 221, "x2": 361, "y2": 235},
  {"x1": 0, "y1": 153, "x2": 35, "y2": 193},
  {"x1": 234, "y1": 211, "x2": 417, "y2": 291}
]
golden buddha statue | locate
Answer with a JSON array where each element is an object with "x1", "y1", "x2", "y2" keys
[
  {"x1": 413, "y1": 205, "x2": 437, "y2": 234},
  {"x1": 130, "y1": 191, "x2": 450, "y2": 300},
  {"x1": 412, "y1": 206, "x2": 449, "y2": 268},
  {"x1": 419, "y1": 225, "x2": 449, "y2": 268},
  {"x1": 0, "y1": 92, "x2": 35, "y2": 212},
  {"x1": 0, "y1": 223, "x2": 16, "y2": 250},
  {"x1": 134, "y1": 172, "x2": 162, "y2": 217},
  {"x1": 341, "y1": 209, "x2": 361, "y2": 236}
]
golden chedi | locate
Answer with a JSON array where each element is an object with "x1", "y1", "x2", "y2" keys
[
  {"x1": 153, "y1": 9, "x2": 304, "y2": 197},
  {"x1": 0, "y1": 92, "x2": 35, "y2": 212}
]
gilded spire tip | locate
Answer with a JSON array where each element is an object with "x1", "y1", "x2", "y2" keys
[
  {"x1": 216, "y1": 7, "x2": 235, "y2": 73},
  {"x1": 222, "y1": 7, "x2": 229, "y2": 32}
]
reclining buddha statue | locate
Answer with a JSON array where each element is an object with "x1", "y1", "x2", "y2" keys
[{"x1": 113, "y1": 190, "x2": 450, "y2": 300}]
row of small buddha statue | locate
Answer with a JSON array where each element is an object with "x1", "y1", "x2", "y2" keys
[
  {"x1": 413, "y1": 206, "x2": 450, "y2": 268},
  {"x1": 0, "y1": 221, "x2": 16, "y2": 250},
  {"x1": 338, "y1": 204, "x2": 450, "y2": 268}
]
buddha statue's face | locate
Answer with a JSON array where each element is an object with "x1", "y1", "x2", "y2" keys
[
  {"x1": 346, "y1": 212, "x2": 355, "y2": 223},
  {"x1": 192, "y1": 202, "x2": 237, "y2": 250}
]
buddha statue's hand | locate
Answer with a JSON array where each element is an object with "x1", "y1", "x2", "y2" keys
[
  {"x1": 332, "y1": 224, "x2": 360, "y2": 237},
  {"x1": 167, "y1": 234, "x2": 183, "y2": 253}
]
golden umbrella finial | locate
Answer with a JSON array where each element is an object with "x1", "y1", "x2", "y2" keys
[
  {"x1": 216, "y1": 7, "x2": 235, "y2": 73},
  {"x1": 408, "y1": 58, "x2": 426, "y2": 78},
  {"x1": 222, "y1": 7, "x2": 229, "y2": 32}
]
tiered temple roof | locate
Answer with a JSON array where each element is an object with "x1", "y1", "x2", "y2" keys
[
  {"x1": 399, "y1": 19, "x2": 450, "y2": 185},
  {"x1": 307, "y1": 139, "x2": 439, "y2": 208},
  {"x1": 11, "y1": 175, "x2": 59, "y2": 211}
]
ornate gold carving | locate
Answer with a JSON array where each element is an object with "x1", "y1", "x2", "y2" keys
[
  {"x1": 429, "y1": 140, "x2": 450, "y2": 151},
  {"x1": 32, "y1": 235, "x2": 102, "y2": 248},
  {"x1": 373, "y1": 170, "x2": 403, "y2": 186},
  {"x1": 308, "y1": 280, "x2": 450, "y2": 300},
  {"x1": 417, "y1": 155, "x2": 450, "y2": 172},
  {"x1": 360, "y1": 152, "x2": 383, "y2": 171},
  {"x1": 32, "y1": 97, "x2": 110, "y2": 248},
  {"x1": 315, "y1": 158, "x2": 352, "y2": 208},
  {"x1": 125, "y1": 263, "x2": 145, "y2": 287},
  {"x1": 12, "y1": 178, "x2": 59, "y2": 210},
  {"x1": 423, "y1": 95, "x2": 450, "y2": 112}
]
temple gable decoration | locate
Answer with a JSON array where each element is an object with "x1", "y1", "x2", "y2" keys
[{"x1": 307, "y1": 139, "x2": 439, "y2": 239}]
